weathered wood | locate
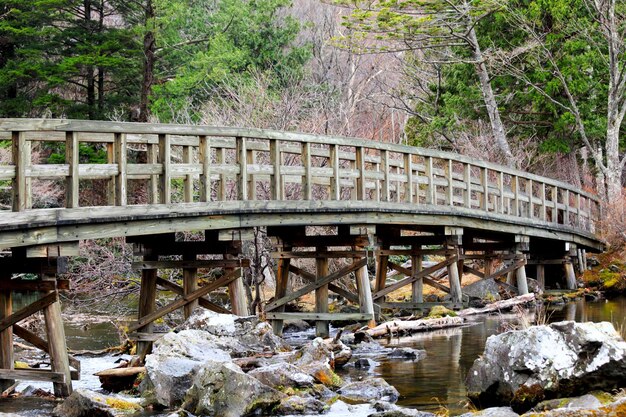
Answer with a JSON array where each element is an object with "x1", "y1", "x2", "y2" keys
[
  {"x1": 354, "y1": 251, "x2": 375, "y2": 326},
  {"x1": 271, "y1": 255, "x2": 290, "y2": 336},
  {"x1": 564, "y1": 259, "x2": 577, "y2": 290},
  {"x1": 386, "y1": 261, "x2": 452, "y2": 294},
  {"x1": 25, "y1": 242, "x2": 79, "y2": 258},
  {"x1": 65, "y1": 131, "x2": 79, "y2": 208},
  {"x1": 359, "y1": 316, "x2": 464, "y2": 339},
  {"x1": 137, "y1": 261, "x2": 157, "y2": 360},
  {"x1": 0, "y1": 292, "x2": 57, "y2": 332},
  {"x1": 463, "y1": 264, "x2": 485, "y2": 279},
  {"x1": 271, "y1": 250, "x2": 367, "y2": 259},
  {"x1": 411, "y1": 253, "x2": 423, "y2": 303},
  {"x1": 183, "y1": 253, "x2": 198, "y2": 319},
  {"x1": 132, "y1": 259, "x2": 249, "y2": 270},
  {"x1": 315, "y1": 249, "x2": 329, "y2": 338},
  {"x1": 0, "y1": 279, "x2": 70, "y2": 291},
  {"x1": 536, "y1": 264, "x2": 545, "y2": 289},
  {"x1": 114, "y1": 132, "x2": 127, "y2": 206},
  {"x1": 129, "y1": 268, "x2": 242, "y2": 332},
  {"x1": 288, "y1": 265, "x2": 359, "y2": 304},
  {"x1": 158, "y1": 134, "x2": 171, "y2": 204},
  {"x1": 155, "y1": 277, "x2": 230, "y2": 314},
  {"x1": 458, "y1": 293, "x2": 536, "y2": 317},
  {"x1": 12, "y1": 131, "x2": 30, "y2": 211},
  {"x1": 484, "y1": 259, "x2": 526, "y2": 281},
  {"x1": 377, "y1": 302, "x2": 456, "y2": 309},
  {"x1": 373, "y1": 257, "x2": 456, "y2": 300},
  {"x1": 266, "y1": 312, "x2": 374, "y2": 321},
  {"x1": 516, "y1": 260, "x2": 529, "y2": 295},
  {"x1": 0, "y1": 369, "x2": 66, "y2": 383},
  {"x1": 0, "y1": 288, "x2": 13, "y2": 392},
  {"x1": 266, "y1": 259, "x2": 367, "y2": 312},
  {"x1": 447, "y1": 249, "x2": 463, "y2": 304},
  {"x1": 43, "y1": 287, "x2": 72, "y2": 396}
]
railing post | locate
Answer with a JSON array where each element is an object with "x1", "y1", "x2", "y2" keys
[
  {"x1": 540, "y1": 183, "x2": 547, "y2": 221},
  {"x1": 114, "y1": 133, "x2": 127, "y2": 206},
  {"x1": 404, "y1": 153, "x2": 413, "y2": 203},
  {"x1": 199, "y1": 135, "x2": 211, "y2": 202},
  {"x1": 270, "y1": 139, "x2": 282, "y2": 201},
  {"x1": 481, "y1": 167, "x2": 489, "y2": 211},
  {"x1": 446, "y1": 159, "x2": 453, "y2": 206},
  {"x1": 512, "y1": 175, "x2": 519, "y2": 217},
  {"x1": 11, "y1": 131, "x2": 30, "y2": 211},
  {"x1": 65, "y1": 131, "x2": 79, "y2": 208},
  {"x1": 236, "y1": 137, "x2": 248, "y2": 201},
  {"x1": 147, "y1": 142, "x2": 159, "y2": 204},
  {"x1": 564, "y1": 189, "x2": 571, "y2": 226},
  {"x1": 527, "y1": 179, "x2": 533, "y2": 219},
  {"x1": 158, "y1": 134, "x2": 171, "y2": 204},
  {"x1": 426, "y1": 156, "x2": 434, "y2": 204},
  {"x1": 498, "y1": 171, "x2": 505, "y2": 214},
  {"x1": 463, "y1": 163, "x2": 471, "y2": 208},
  {"x1": 302, "y1": 142, "x2": 311, "y2": 201},
  {"x1": 330, "y1": 144, "x2": 340, "y2": 201},
  {"x1": 381, "y1": 149, "x2": 389, "y2": 202},
  {"x1": 355, "y1": 146, "x2": 366, "y2": 201},
  {"x1": 552, "y1": 186, "x2": 558, "y2": 224},
  {"x1": 183, "y1": 144, "x2": 193, "y2": 203}
]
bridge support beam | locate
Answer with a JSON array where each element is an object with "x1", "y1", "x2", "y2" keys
[{"x1": 564, "y1": 243, "x2": 578, "y2": 290}]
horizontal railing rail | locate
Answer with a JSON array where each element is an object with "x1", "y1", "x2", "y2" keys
[{"x1": 0, "y1": 119, "x2": 601, "y2": 235}]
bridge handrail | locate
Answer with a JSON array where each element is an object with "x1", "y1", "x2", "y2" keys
[{"x1": 0, "y1": 118, "x2": 600, "y2": 235}]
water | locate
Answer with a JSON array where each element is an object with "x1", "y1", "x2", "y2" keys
[{"x1": 3, "y1": 297, "x2": 626, "y2": 416}]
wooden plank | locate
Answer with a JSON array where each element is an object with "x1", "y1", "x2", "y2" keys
[
  {"x1": 463, "y1": 264, "x2": 485, "y2": 279},
  {"x1": 65, "y1": 131, "x2": 79, "y2": 208},
  {"x1": 0, "y1": 369, "x2": 65, "y2": 383},
  {"x1": 158, "y1": 134, "x2": 171, "y2": 204},
  {"x1": 484, "y1": 259, "x2": 526, "y2": 281},
  {"x1": 381, "y1": 150, "x2": 389, "y2": 202},
  {"x1": 271, "y1": 250, "x2": 367, "y2": 259},
  {"x1": 182, "y1": 145, "x2": 194, "y2": 203},
  {"x1": 182, "y1": 254, "x2": 197, "y2": 319},
  {"x1": 272, "y1": 254, "x2": 290, "y2": 335},
  {"x1": 302, "y1": 142, "x2": 312, "y2": 201},
  {"x1": 155, "y1": 277, "x2": 230, "y2": 314},
  {"x1": 218, "y1": 228, "x2": 255, "y2": 241},
  {"x1": 355, "y1": 146, "x2": 366, "y2": 200},
  {"x1": 42, "y1": 288, "x2": 72, "y2": 396},
  {"x1": 265, "y1": 259, "x2": 366, "y2": 312},
  {"x1": 378, "y1": 302, "x2": 455, "y2": 309},
  {"x1": 128, "y1": 332, "x2": 166, "y2": 342},
  {"x1": 0, "y1": 279, "x2": 70, "y2": 291},
  {"x1": 330, "y1": 144, "x2": 340, "y2": 201},
  {"x1": 288, "y1": 265, "x2": 359, "y2": 304},
  {"x1": 425, "y1": 156, "x2": 434, "y2": 204},
  {"x1": 0, "y1": 292, "x2": 57, "y2": 332},
  {"x1": 199, "y1": 135, "x2": 211, "y2": 202},
  {"x1": 265, "y1": 312, "x2": 374, "y2": 321},
  {"x1": 270, "y1": 139, "x2": 282, "y2": 200},
  {"x1": 132, "y1": 259, "x2": 249, "y2": 270},
  {"x1": 12, "y1": 131, "x2": 30, "y2": 211},
  {"x1": 0, "y1": 288, "x2": 13, "y2": 392},
  {"x1": 114, "y1": 133, "x2": 127, "y2": 206},
  {"x1": 237, "y1": 137, "x2": 248, "y2": 201},
  {"x1": 128, "y1": 268, "x2": 241, "y2": 332},
  {"x1": 26, "y1": 242, "x2": 79, "y2": 258},
  {"x1": 372, "y1": 257, "x2": 455, "y2": 300},
  {"x1": 315, "y1": 249, "x2": 329, "y2": 337}
]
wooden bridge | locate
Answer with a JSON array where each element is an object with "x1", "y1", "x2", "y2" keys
[{"x1": 0, "y1": 119, "x2": 603, "y2": 396}]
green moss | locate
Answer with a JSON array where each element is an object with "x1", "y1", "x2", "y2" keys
[
  {"x1": 428, "y1": 305, "x2": 457, "y2": 318},
  {"x1": 590, "y1": 390, "x2": 615, "y2": 404},
  {"x1": 104, "y1": 397, "x2": 141, "y2": 411}
]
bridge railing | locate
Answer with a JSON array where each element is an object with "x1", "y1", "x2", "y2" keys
[{"x1": 0, "y1": 119, "x2": 600, "y2": 234}]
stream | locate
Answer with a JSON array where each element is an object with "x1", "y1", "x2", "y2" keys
[{"x1": 1, "y1": 297, "x2": 625, "y2": 416}]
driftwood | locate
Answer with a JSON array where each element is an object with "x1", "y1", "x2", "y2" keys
[
  {"x1": 95, "y1": 366, "x2": 145, "y2": 392},
  {"x1": 457, "y1": 293, "x2": 536, "y2": 318},
  {"x1": 357, "y1": 316, "x2": 465, "y2": 339}
]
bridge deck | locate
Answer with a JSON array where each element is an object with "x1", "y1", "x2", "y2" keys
[{"x1": 0, "y1": 118, "x2": 603, "y2": 250}]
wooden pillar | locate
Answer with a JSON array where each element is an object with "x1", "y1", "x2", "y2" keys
[
  {"x1": 515, "y1": 257, "x2": 529, "y2": 295},
  {"x1": 0, "y1": 287, "x2": 14, "y2": 392},
  {"x1": 577, "y1": 249, "x2": 585, "y2": 273},
  {"x1": 536, "y1": 264, "x2": 545, "y2": 290},
  {"x1": 354, "y1": 251, "x2": 375, "y2": 327},
  {"x1": 411, "y1": 251, "x2": 423, "y2": 303},
  {"x1": 226, "y1": 254, "x2": 248, "y2": 316},
  {"x1": 42, "y1": 276, "x2": 72, "y2": 396},
  {"x1": 375, "y1": 243, "x2": 389, "y2": 298},
  {"x1": 183, "y1": 253, "x2": 198, "y2": 319},
  {"x1": 137, "y1": 256, "x2": 158, "y2": 361},
  {"x1": 272, "y1": 252, "x2": 290, "y2": 336},
  {"x1": 582, "y1": 249, "x2": 588, "y2": 271},
  {"x1": 447, "y1": 248, "x2": 463, "y2": 305},
  {"x1": 564, "y1": 259, "x2": 577, "y2": 290},
  {"x1": 315, "y1": 248, "x2": 329, "y2": 338},
  {"x1": 484, "y1": 251, "x2": 493, "y2": 279}
]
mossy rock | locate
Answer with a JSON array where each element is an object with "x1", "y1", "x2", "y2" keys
[{"x1": 427, "y1": 305, "x2": 457, "y2": 318}]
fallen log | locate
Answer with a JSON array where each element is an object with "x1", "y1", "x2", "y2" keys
[
  {"x1": 457, "y1": 293, "x2": 536, "y2": 318},
  {"x1": 356, "y1": 316, "x2": 465, "y2": 339},
  {"x1": 94, "y1": 366, "x2": 145, "y2": 392}
]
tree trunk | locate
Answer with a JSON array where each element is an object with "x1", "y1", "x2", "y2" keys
[
  {"x1": 84, "y1": 0, "x2": 95, "y2": 119},
  {"x1": 468, "y1": 26, "x2": 515, "y2": 167},
  {"x1": 139, "y1": 0, "x2": 155, "y2": 123}
]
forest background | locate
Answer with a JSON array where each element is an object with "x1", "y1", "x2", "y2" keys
[{"x1": 1, "y1": 0, "x2": 625, "y2": 312}]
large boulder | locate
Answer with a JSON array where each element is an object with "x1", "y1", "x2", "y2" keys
[
  {"x1": 338, "y1": 378, "x2": 400, "y2": 403},
  {"x1": 53, "y1": 389, "x2": 141, "y2": 417},
  {"x1": 142, "y1": 330, "x2": 231, "y2": 407},
  {"x1": 183, "y1": 360, "x2": 285, "y2": 417},
  {"x1": 463, "y1": 279, "x2": 502, "y2": 302},
  {"x1": 466, "y1": 321, "x2": 626, "y2": 413},
  {"x1": 287, "y1": 337, "x2": 344, "y2": 388},
  {"x1": 248, "y1": 363, "x2": 315, "y2": 390},
  {"x1": 176, "y1": 310, "x2": 292, "y2": 356}
]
